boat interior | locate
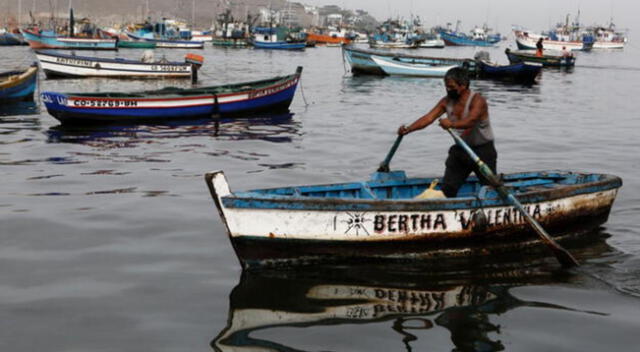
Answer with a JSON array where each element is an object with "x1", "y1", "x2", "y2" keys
[{"x1": 238, "y1": 171, "x2": 603, "y2": 201}]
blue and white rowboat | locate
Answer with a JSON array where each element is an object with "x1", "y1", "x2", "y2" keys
[
  {"x1": 21, "y1": 29, "x2": 117, "y2": 50},
  {"x1": 205, "y1": 169, "x2": 622, "y2": 269},
  {"x1": 343, "y1": 46, "x2": 476, "y2": 76},
  {"x1": 371, "y1": 56, "x2": 457, "y2": 77},
  {"x1": 41, "y1": 67, "x2": 302, "y2": 124}
]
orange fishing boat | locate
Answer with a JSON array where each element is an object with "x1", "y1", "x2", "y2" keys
[{"x1": 307, "y1": 32, "x2": 351, "y2": 45}]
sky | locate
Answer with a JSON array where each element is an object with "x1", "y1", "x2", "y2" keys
[{"x1": 303, "y1": 0, "x2": 636, "y2": 35}]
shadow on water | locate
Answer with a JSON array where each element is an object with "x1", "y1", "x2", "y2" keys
[
  {"x1": 44, "y1": 112, "x2": 300, "y2": 146},
  {"x1": 211, "y1": 230, "x2": 616, "y2": 352}
]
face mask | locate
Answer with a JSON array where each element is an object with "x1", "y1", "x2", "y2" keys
[{"x1": 447, "y1": 89, "x2": 460, "y2": 100}]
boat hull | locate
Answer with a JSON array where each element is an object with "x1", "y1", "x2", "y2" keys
[
  {"x1": 21, "y1": 29, "x2": 117, "y2": 50},
  {"x1": 36, "y1": 50, "x2": 192, "y2": 78},
  {"x1": 0, "y1": 65, "x2": 38, "y2": 101},
  {"x1": 439, "y1": 31, "x2": 496, "y2": 47},
  {"x1": 252, "y1": 41, "x2": 306, "y2": 50},
  {"x1": 41, "y1": 67, "x2": 302, "y2": 124},
  {"x1": 206, "y1": 170, "x2": 622, "y2": 269},
  {"x1": 117, "y1": 40, "x2": 156, "y2": 49},
  {"x1": 372, "y1": 56, "x2": 457, "y2": 77},
  {"x1": 477, "y1": 61, "x2": 542, "y2": 84},
  {"x1": 307, "y1": 33, "x2": 351, "y2": 45},
  {"x1": 506, "y1": 49, "x2": 576, "y2": 67}
]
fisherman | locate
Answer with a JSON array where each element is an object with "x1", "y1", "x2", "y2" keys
[
  {"x1": 561, "y1": 46, "x2": 572, "y2": 58},
  {"x1": 397, "y1": 67, "x2": 497, "y2": 198},
  {"x1": 536, "y1": 37, "x2": 544, "y2": 57}
]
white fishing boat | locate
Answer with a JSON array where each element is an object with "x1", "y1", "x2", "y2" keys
[
  {"x1": 35, "y1": 50, "x2": 200, "y2": 79},
  {"x1": 371, "y1": 56, "x2": 457, "y2": 77}
]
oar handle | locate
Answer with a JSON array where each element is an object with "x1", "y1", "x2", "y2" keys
[
  {"x1": 445, "y1": 127, "x2": 579, "y2": 268},
  {"x1": 377, "y1": 134, "x2": 404, "y2": 172}
]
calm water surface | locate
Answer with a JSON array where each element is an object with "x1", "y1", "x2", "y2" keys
[{"x1": 1, "y1": 42, "x2": 640, "y2": 351}]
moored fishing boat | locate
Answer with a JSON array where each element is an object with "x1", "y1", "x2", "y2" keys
[
  {"x1": 41, "y1": 67, "x2": 302, "y2": 124},
  {"x1": 343, "y1": 45, "x2": 476, "y2": 76},
  {"x1": 250, "y1": 27, "x2": 306, "y2": 50},
  {"x1": 35, "y1": 49, "x2": 199, "y2": 79},
  {"x1": 514, "y1": 30, "x2": 593, "y2": 52},
  {"x1": 205, "y1": 169, "x2": 622, "y2": 269},
  {"x1": 0, "y1": 64, "x2": 38, "y2": 101},
  {"x1": 21, "y1": 29, "x2": 117, "y2": 50},
  {"x1": 0, "y1": 28, "x2": 27, "y2": 45},
  {"x1": 125, "y1": 32, "x2": 204, "y2": 49},
  {"x1": 476, "y1": 60, "x2": 542, "y2": 84},
  {"x1": 116, "y1": 40, "x2": 156, "y2": 49},
  {"x1": 371, "y1": 56, "x2": 457, "y2": 77},
  {"x1": 438, "y1": 26, "x2": 500, "y2": 47},
  {"x1": 505, "y1": 48, "x2": 576, "y2": 67},
  {"x1": 474, "y1": 52, "x2": 542, "y2": 84}
]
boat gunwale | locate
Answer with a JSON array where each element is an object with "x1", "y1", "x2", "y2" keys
[
  {"x1": 43, "y1": 69, "x2": 301, "y2": 100},
  {"x1": 35, "y1": 49, "x2": 189, "y2": 66},
  {"x1": 343, "y1": 45, "x2": 475, "y2": 64},
  {"x1": 220, "y1": 172, "x2": 622, "y2": 211}
]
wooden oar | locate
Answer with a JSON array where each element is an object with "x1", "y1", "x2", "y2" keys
[
  {"x1": 444, "y1": 128, "x2": 579, "y2": 268},
  {"x1": 377, "y1": 134, "x2": 404, "y2": 172}
]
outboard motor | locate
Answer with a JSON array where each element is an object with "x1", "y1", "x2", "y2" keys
[
  {"x1": 474, "y1": 51, "x2": 491, "y2": 62},
  {"x1": 185, "y1": 53, "x2": 204, "y2": 83}
]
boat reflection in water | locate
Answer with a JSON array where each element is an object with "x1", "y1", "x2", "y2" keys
[
  {"x1": 46, "y1": 112, "x2": 299, "y2": 146},
  {"x1": 0, "y1": 100, "x2": 39, "y2": 117},
  {"x1": 212, "y1": 232, "x2": 612, "y2": 351}
]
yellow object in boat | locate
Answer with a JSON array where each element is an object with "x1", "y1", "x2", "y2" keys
[{"x1": 415, "y1": 179, "x2": 445, "y2": 199}]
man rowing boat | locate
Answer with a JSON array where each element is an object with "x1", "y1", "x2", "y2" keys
[{"x1": 397, "y1": 67, "x2": 498, "y2": 197}]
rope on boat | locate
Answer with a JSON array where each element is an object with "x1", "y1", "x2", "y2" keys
[{"x1": 299, "y1": 78, "x2": 309, "y2": 107}]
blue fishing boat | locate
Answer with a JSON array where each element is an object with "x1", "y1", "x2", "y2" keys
[
  {"x1": 0, "y1": 29, "x2": 26, "y2": 45},
  {"x1": 205, "y1": 169, "x2": 622, "y2": 269},
  {"x1": 41, "y1": 67, "x2": 302, "y2": 124},
  {"x1": 476, "y1": 60, "x2": 542, "y2": 83},
  {"x1": 21, "y1": 29, "x2": 117, "y2": 50},
  {"x1": 474, "y1": 52, "x2": 542, "y2": 83},
  {"x1": 439, "y1": 27, "x2": 500, "y2": 47},
  {"x1": 342, "y1": 45, "x2": 476, "y2": 76},
  {"x1": 0, "y1": 64, "x2": 38, "y2": 102},
  {"x1": 250, "y1": 27, "x2": 306, "y2": 50}
]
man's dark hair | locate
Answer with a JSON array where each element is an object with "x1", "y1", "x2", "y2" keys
[{"x1": 444, "y1": 67, "x2": 469, "y2": 88}]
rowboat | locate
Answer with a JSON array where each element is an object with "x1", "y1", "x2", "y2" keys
[
  {"x1": 205, "y1": 169, "x2": 621, "y2": 269},
  {"x1": 514, "y1": 30, "x2": 593, "y2": 52},
  {"x1": 475, "y1": 59, "x2": 542, "y2": 84},
  {"x1": 505, "y1": 48, "x2": 576, "y2": 67},
  {"x1": 21, "y1": 29, "x2": 117, "y2": 50},
  {"x1": 0, "y1": 64, "x2": 38, "y2": 102},
  {"x1": 343, "y1": 45, "x2": 477, "y2": 76},
  {"x1": 371, "y1": 56, "x2": 457, "y2": 77},
  {"x1": 35, "y1": 50, "x2": 197, "y2": 79},
  {"x1": 41, "y1": 67, "x2": 302, "y2": 124}
]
